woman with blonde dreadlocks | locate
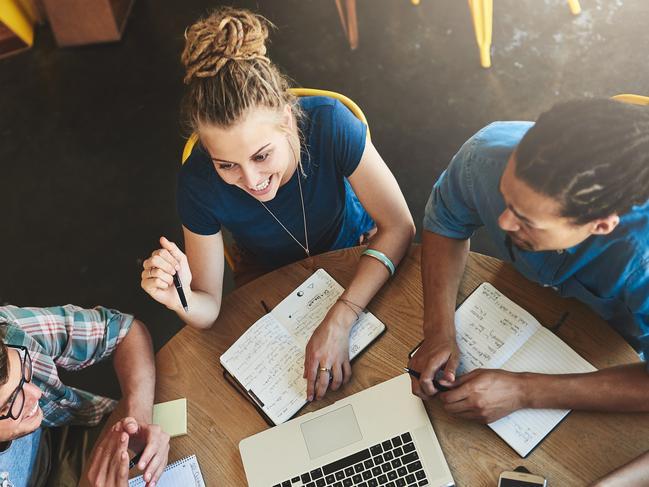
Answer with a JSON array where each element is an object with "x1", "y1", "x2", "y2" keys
[{"x1": 140, "y1": 8, "x2": 415, "y2": 402}]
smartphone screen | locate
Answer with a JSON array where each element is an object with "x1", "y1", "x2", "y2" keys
[{"x1": 500, "y1": 480, "x2": 544, "y2": 487}]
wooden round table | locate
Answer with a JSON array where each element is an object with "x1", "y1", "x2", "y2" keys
[{"x1": 113, "y1": 245, "x2": 649, "y2": 485}]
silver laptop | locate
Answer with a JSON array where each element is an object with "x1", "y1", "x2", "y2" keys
[{"x1": 240, "y1": 373, "x2": 455, "y2": 487}]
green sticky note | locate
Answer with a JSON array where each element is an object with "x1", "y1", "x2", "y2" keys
[{"x1": 152, "y1": 398, "x2": 187, "y2": 438}]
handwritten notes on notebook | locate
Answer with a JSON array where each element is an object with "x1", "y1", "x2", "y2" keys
[
  {"x1": 128, "y1": 455, "x2": 204, "y2": 487},
  {"x1": 220, "y1": 269, "x2": 385, "y2": 425},
  {"x1": 456, "y1": 283, "x2": 596, "y2": 457}
]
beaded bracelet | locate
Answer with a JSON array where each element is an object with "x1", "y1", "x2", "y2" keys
[{"x1": 362, "y1": 249, "x2": 396, "y2": 276}]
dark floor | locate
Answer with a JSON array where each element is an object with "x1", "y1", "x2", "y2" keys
[{"x1": 1, "y1": 0, "x2": 648, "y2": 397}]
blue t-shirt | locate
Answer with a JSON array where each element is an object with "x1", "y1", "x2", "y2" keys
[
  {"x1": 177, "y1": 97, "x2": 375, "y2": 269},
  {"x1": 424, "y1": 121, "x2": 649, "y2": 361}
]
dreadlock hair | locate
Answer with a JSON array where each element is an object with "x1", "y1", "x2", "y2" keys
[
  {"x1": 180, "y1": 7, "x2": 303, "y2": 137},
  {"x1": 515, "y1": 98, "x2": 649, "y2": 225}
]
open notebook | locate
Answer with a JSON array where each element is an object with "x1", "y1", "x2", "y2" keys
[
  {"x1": 220, "y1": 268, "x2": 386, "y2": 425},
  {"x1": 128, "y1": 455, "x2": 204, "y2": 487},
  {"x1": 453, "y1": 282, "x2": 596, "y2": 457}
]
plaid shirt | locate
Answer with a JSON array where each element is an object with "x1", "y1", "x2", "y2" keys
[{"x1": 0, "y1": 305, "x2": 133, "y2": 428}]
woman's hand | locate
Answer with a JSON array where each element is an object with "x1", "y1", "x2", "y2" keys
[
  {"x1": 304, "y1": 301, "x2": 358, "y2": 401},
  {"x1": 141, "y1": 236, "x2": 192, "y2": 311}
]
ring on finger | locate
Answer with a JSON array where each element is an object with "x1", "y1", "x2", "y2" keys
[{"x1": 319, "y1": 366, "x2": 334, "y2": 384}]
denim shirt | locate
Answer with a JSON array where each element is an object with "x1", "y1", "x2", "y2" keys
[{"x1": 424, "y1": 121, "x2": 649, "y2": 362}]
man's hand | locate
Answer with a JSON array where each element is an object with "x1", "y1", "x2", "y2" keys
[
  {"x1": 86, "y1": 422, "x2": 130, "y2": 487},
  {"x1": 120, "y1": 417, "x2": 170, "y2": 486},
  {"x1": 408, "y1": 333, "x2": 460, "y2": 399},
  {"x1": 439, "y1": 369, "x2": 528, "y2": 423}
]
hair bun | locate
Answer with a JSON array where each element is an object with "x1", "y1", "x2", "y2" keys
[{"x1": 182, "y1": 7, "x2": 272, "y2": 84}]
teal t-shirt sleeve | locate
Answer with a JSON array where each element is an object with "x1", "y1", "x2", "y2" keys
[
  {"x1": 177, "y1": 156, "x2": 222, "y2": 235},
  {"x1": 423, "y1": 135, "x2": 484, "y2": 239},
  {"x1": 330, "y1": 99, "x2": 368, "y2": 177}
]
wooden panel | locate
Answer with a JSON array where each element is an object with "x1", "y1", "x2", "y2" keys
[{"x1": 41, "y1": 0, "x2": 134, "y2": 46}]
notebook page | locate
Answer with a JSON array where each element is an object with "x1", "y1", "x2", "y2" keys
[
  {"x1": 219, "y1": 314, "x2": 305, "y2": 425},
  {"x1": 488, "y1": 327, "x2": 596, "y2": 457},
  {"x1": 128, "y1": 454, "x2": 205, "y2": 487},
  {"x1": 272, "y1": 269, "x2": 385, "y2": 357},
  {"x1": 455, "y1": 283, "x2": 540, "y2": 375}
]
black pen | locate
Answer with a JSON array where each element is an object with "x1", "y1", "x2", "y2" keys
[
  {"x1": 129, "y1": 450, "x2": 143, "y2": 470},
  {"x1": 404, "y1": 367, "x2": 451, "y2": 392},
  {"x1": 173, "y1": 272, "x2": 189, "y2": 312},
  {"x1": 261, "y1": 300, "x2": 270, "y2": 313}
]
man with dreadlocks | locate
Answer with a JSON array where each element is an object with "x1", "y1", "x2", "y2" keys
[{"x1": 408, "y1": 98, "x2": 649, "y2": 424}]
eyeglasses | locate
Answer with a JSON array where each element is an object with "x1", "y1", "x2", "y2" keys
[{"x1": 0, "y1": 345, "x2": 33, "y2": 421}]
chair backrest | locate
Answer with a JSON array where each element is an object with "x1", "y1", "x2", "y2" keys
[
  {"x1": 181, "y1": 88, "x2": 370, "y2": 164},
  {"x1": 612, "y1": 94, "x2": 649, "y2": 106},
  {"x1": 179, "y1": 88, "x2": 370, "y2": 271}
]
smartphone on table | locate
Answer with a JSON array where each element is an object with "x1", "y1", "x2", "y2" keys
[{"x1": 498, "y1": 470, "x2": 547, "y2": 487}]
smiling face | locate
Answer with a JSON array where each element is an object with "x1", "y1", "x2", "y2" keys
[
  {"x1": 497, "y1": 154, "x2": 619, "y2": 252},
  {"x1": 0, "y1": 348, "x2": 43, "y2": 442},
  {"x1": 199, "y1": 105, "x2": 298, "y2": 203}
]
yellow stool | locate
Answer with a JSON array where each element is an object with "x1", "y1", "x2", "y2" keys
[
  {"x1": 0, "y1": 0, "x2": 34, "y2": 58},
  {"x1": 611, "y1": 94, "x2": 649, "y2": 106},
  {"x1": 413, "y1": 0, "x2": 582, "y2": 68}
]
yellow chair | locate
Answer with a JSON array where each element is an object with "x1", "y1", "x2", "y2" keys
[
  {"x1": 181, "y1": 88, "x2": 371, "y2": 271},
  {"x1": 412, "y1": 0, "x2": 581, "y2": 68},
  {"x1": 612, "y1": 94, "x2": 649, "y2": 106}
]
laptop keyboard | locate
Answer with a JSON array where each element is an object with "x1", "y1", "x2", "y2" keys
[{"x1": 273, "y1": 432, "x2": 429, "y2": 487}]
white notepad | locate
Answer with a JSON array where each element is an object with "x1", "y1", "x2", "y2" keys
[
  {"x1": 128, "y1": 454, "x2": 204, "y2": 487},
  {"x1": 454, "y1": 282, "x2": 596, "y2": 457},
  {"x1": 220, "y1": 268, "x2": 386, "y2": 425}
]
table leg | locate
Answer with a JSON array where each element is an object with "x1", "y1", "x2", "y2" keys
[
  {"x1": 335, "y1": 0, "x2": 359, "y2": 50},
  {"x1": 468, "y1": 0, "x2": 493, "y2": 68},
  {"x1": 567, "y1": 0, "x2": 581, "y2": 15}
]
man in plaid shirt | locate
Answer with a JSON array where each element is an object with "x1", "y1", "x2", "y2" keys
[{"x1": 0, "y1": 305, "x2": 169, "y2": 487}]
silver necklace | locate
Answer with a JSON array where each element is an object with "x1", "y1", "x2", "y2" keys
[{"x1": 259, "y1": 171, "x2": 310, "y2": 257}]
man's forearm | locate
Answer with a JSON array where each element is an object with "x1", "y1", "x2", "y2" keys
[
  {"x1": 591, "y1": 449, "x2": 649, "y2": 487},
  {"x1": 525, "y1": 363, "x2": 649, "y2": 412},
  {"x1": 421, "y1": 231, "x2": 469, "y2": 336},
  {"x1": 113, "y1": 319, "x2": 155, "y2": 423}
]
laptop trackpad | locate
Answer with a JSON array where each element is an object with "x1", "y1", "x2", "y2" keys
[{"x1": 300, "y1": 405, "x2": 363, "y2": 459}]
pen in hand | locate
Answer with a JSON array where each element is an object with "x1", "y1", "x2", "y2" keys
[
  {"x1": 173, "y1": 272, "x2": 189, "y2": 313},
  {"x1": 404, "y1": 367, "x2": 451, "y2": 392},
  {"x1": 129, "y1": 450, "x2": 143, "y2": 470}
]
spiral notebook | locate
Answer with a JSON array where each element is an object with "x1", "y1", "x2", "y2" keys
[
  {"x1": 220, "y1": 268, "x2": 386, "y2": 425},
  {"x1": 128, "y1": 454, "x2": 205, "y2": 487}
]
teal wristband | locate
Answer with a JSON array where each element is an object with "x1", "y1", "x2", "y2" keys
[{"x1": 362, "y1": 249, "x2": 396, "y2": 276}]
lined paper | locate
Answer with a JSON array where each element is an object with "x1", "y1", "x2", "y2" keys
[
  {"x1": 455, "y1": 283, "x2": 596, "y2": 457},
  {"x1": 129, "y1": 455, "x2": 204, "y2": 487},
  {"x1": 455, "y1": 283, "x2": 538, "y2": 374},
  {"x1": 220, "y1": 269, "x2": 385, "y2": 425},
  {"x1": 489, "y1": 327, "x2": 596, "y2": 457}
]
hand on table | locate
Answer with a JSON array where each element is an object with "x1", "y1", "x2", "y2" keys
[
  {"x1": 141, "y1": 236, "x2": 192, "y2": 311},
  {"x1": 408, "y1": 333, "x2": 460, "y2": 399},
  {"x1": 438, "y1": 369, "x2": 528, "y2": 423},
  {"x1": 304, "y1": 302, "x2": 356, "y2": 401}
]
